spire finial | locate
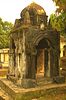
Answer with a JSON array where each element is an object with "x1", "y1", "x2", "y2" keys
[{"x1": 32, "y1": 0, "x2": 35, "y2": 3}]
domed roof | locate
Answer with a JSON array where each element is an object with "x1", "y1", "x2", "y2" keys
[
  {"x1": 27, "y1": 2, "x2": 46, "y2": 14},
  {"x1": 21, "y1": 2, "x2": 46, "y2": 16}
]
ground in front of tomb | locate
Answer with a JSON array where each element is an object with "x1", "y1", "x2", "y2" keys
[{"x1": 38, "y1": 92, "x2": 66, "y2": 100}]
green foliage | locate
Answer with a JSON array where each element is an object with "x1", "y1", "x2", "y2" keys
[
  {"x1": 53, "y1": 0, "x2": 66, "y2": 12},
  {"x1": 51, "y1": 0, "x2": 66, "y2": 37},
  {"x1": 0, "y1": 18, "x2": 13, "y2": 48},
  {"x1": 50, "y1": 12, "x2": 66, "y2": 37}
]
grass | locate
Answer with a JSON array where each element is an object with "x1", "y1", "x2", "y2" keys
[
  {"x1": 31, "y1": 87, "x2": 66, "y2": 100},
  {"x1": 38, "y1": 93, "x2": 66, "y2": 100}
]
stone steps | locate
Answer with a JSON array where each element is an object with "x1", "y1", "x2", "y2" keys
[
  {"x1": 0, "y1": 78, "x2": 17, "y2": 100},
  {"x1": 0, "y1": 87, "x2": 11, "y2": 100}
]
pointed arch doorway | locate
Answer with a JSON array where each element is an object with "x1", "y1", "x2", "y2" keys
[{"x1": 36, "y1": 38, "x2": 51, "y2": 79}]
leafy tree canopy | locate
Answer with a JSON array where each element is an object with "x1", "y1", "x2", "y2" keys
[
  {"x1": 50, "y1": 0, "x2": 66, "y2": 37},
  {"x1": 50, "y1": 12, "x2": 66, "y2": 37},
  {"x1": 53, "y1": 0, "x2": 66, "y2": 12},
  {"x1": 0, "y1": 18, "x2": 13, "y2": 48}
]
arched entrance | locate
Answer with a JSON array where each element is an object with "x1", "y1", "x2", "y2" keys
[{"x1": 36, "y1": 38, "x2": 51, "y2": 79}]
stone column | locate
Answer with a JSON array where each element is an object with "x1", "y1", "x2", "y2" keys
[
  {"x1": 50, "y1": 48, "x2": 54, "y2": 77},
  {"x1": 53, "y1": 50, "x2": 59, "y2": 76},
  {"x1": 9, "y1": 51, "x2": 15, "y2": 76},
  {"x1": 8, "y1": 36, "x2": 17, "y2": 76},
  {"x1": 44, "y1": 48, "x2": 51, "y2": 77},
  {"x1": 14, "y1": 53, "x2": 21, "y2": 78},
  {"x1": 20, "y1": 30, "x2": 27, "y2": 79},
  {"x1": 46, "y1": 49, "x2": 51, "y2": 77},
  {"x1": 21, "y1": 39, "x2": 37, "y2": 88},
  {"x1": 17, "y1": 54, "x2": 20, "y2": 72},
  {"x1": 44, "y1": 48, "x2": 48, "y2": 77},
  {"x1": 31, "y1": 54, "x2": 36, "y2": 79}
]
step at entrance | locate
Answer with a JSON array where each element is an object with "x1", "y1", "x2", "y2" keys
[
  {"x1": 0, "y1": 87, "x2": 11, "y2": 100},
  {"x1": 36, "y1": 77, "x2": 53, "y2": 86}
]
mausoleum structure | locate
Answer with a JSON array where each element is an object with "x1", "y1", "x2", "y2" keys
[{"x1": 8, "y1": 2, "x2": 60, "y2": 88}]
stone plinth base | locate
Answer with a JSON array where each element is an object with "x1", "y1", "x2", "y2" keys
[
  {"x1": 21, "y1": 79, "x2": 37, "y2": 88},
  {"x1": 0, "y1": 78, "x2": 66, "y2": 100},
  {"x1": 7, "y1": 76, "x2": 37, "y2": 88},
  {"x1": 7, "y1": 75, "x2": 17, "y2": 83},
  {"x1": 53, "y1": 76, "x2": 65, "y2": 84}
]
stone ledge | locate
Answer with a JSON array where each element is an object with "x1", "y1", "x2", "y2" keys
[
  {"x1": 53, "y1": 76, "x2": 65, "y2": 84},
  {"x1": 7, "y1": 75, "x2": 17, "y2": 84},
  {"x1": 0, "y1": 78, "x2": 66, "y2": 100},
  {"x1": 21, "y1": 79, "x2": 37, "y2": 88},
  {"x1": 7, "y1": 76, "x2": 37, "y2": 88}
]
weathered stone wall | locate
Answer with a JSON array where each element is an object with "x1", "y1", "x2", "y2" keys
[{"x1": 8, "y1": 2, "x2": 60, "y2": 88}]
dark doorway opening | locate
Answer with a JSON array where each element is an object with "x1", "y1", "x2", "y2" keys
[{"x1": 36, "y1": 38, "x2": 50, "y2": 79}]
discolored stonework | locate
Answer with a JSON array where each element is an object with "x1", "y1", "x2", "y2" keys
[{"x1": 8, "y1": 2, "x2": 61, "y2": 88}]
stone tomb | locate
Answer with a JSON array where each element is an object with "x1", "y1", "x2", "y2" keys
[{"x1": 8, "y1": 2, "x2": 64, "y2": 88}]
